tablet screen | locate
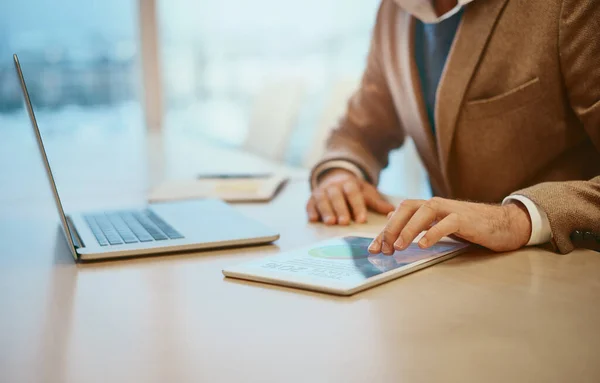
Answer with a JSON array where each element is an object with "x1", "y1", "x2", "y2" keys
[
  {"x1": 224, "y1": 236, "x2": 467, "y2": 291},
  {"x1": 299, "y1": 236, "x2": 461, "y2": 279}
]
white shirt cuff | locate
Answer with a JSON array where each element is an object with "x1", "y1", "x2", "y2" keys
[
  {"x1": 311, "y1": 160, "x2": 365, "y2": 189},
  {"x1": 502, "y1": 195, "x2": 552, "y2": 246}
]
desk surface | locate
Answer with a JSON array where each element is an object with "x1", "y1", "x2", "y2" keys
[{"x1": 1, "y1": 129, "x2": 600, "y2": 383}]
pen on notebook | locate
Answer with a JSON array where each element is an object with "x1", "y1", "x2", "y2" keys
[{"x1": 197, "y1": 173, "x2": 272, "y2": 180}]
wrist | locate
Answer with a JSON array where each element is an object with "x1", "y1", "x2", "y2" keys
[
  {"x1": 505, "y1": 202, "x2": 532, "y2": 247},
  {"x1": 317, "y1": 168, "x2": 357, "y2": 185}
]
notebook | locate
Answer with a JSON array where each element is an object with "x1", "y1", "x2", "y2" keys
[{"x1": 148, "y1": 174, "x2": 288, "y2": 203}]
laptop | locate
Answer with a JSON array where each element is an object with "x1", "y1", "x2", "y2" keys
[{"x1": 13, "y1": 54, "x2": 280, "y2": 262}]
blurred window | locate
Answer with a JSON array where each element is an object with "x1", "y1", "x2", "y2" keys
[
  {"x1": 0, "y1": 0, "x2": 139, "y2": 135},
  {"x1": 158, "y1": 0, "x2": 379, "y2": 154}
]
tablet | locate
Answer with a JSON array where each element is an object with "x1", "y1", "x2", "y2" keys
[{"x1": 223, "y1": 235, "x2": 469, "y2": 296}]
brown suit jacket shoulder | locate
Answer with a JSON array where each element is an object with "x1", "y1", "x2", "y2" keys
[{"x1": 313, "y1": 0, "x2": 600, "y2": 253}]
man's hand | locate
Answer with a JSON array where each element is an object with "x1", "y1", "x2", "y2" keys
[
  {"x1": 368, "y1": 197, "x2": 532, "y2": 254},
  {"x1": 307, "y1": 169, "x2": 395, "y2": 225}
]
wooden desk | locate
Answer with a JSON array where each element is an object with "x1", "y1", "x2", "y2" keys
[{"x1": 1, "y1": 129, "x2": 600, "y2": 383}]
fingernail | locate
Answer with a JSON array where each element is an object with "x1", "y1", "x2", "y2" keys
[
  {"x1": 382, "y1": 242, "x2": 393, "y2": 255},
  {"x1": 339, "y1": 216, "x2": 349, "y2": 225},
  {"x1": 394, "y1": 239, "x2": 404, "y2": 250},
  {"x1": 357, "y1": 214, "x2": 366, "y2": 223},
  {"x1": 419, "y1": 238, "x2": 428, "y2": 248},
  {"x1": 324, "y1": 216, "x2": 335, "y2": 224},
  {"x1": 368, "y1": 241, "x2": 378, "y2": 253}
]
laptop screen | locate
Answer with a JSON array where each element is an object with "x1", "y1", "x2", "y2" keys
[{"x1": 13, "y1": 54, "x2": 79, "y2": 261}]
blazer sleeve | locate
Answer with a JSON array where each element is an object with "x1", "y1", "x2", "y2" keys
[
  {"x1": 514, "y1": 0, "x2": 600, "y2": 254},
  {"x1": 310, "y1": 0, "x2": 405, "y2": 186}
]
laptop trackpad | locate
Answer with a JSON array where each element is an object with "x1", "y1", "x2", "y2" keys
[{"x1": 149, "y1": 199, "x2": 278, "y2": 243}]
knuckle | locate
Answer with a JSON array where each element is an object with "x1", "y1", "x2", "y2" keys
[
  {"x1": 382, "y1": 227, "x2": 397, "y2": 240},
  {"x1": 355, "y1": 200, "x2": 367, "y2": 210},
  {"x1": 396, "y1": 199, "x2": 410, "y2": 211},
  {"x1": 349, "y1": 198, "x2": 365, "y2": 210},
  {"x1": 326, "y1": 186, "x2": 341, "y2": 197},
  {"x1": 425, "y1": 199, "x2": 439, "y2": 211},
  {"x1": 427, "y1": 225, "x2": 441, "y2": 239},
  {"x1": 313, "y1": 189, "x2": 326, "y2": 199},
  {"x1": 398, "y1": 199, "x2": 422, "y2": 210},
  {"x1": 447, "y1": 213, "x2": 461, "y2": 231},
  {"x1": 336, "y1": 201, "x2": 349, "y2": 212},
  {"x1": 315, "y1": 197, "x2": 329, "y2": 208},
  {"x1": 401, "y1": 226, "x2": 416, "y2": 239},
  {"x1": 343, "y1": 181, "x2": 358, "y2": 192},
  {"x1": 364, "y1": 184, "x2": 380, "y2": 198},
  {"x1": 447, "y1": 212, "x2": 459, "y2": 221},
  {"x1": 350, "y1": 188, "x2": 364, "y2": 199}
]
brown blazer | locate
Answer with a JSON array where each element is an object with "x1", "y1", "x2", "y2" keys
[{"x1": 313, "y1": 0, "x2": 600, "y2": 253}]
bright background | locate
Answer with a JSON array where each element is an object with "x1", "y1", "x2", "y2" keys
[{"x1": 0, "y1": 0, "x2": 430, "y2": 198}]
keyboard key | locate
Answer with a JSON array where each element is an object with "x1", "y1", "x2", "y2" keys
[
  {"x1": 132, "y1": 212, "x2": 168, "y2": 241},
  {"x1": 84, "y1": 216, "x2": 109, "y2": 246},
  {"x1": 84, "y1": 209, "x2": 182, "y2": 246},
  {"x1": 145, "y1": 210, "x2": 185, "y2": 239},
  {"x1": 94, "y1": 215, "x2": 124, "y2": 245},
  {"x1": 106, "y1": 214, "x2": 139, "y2": 244},
  {"x1": 107, "y1": 236, "x2": 124, "y2": 246},
  {"x1": 120, "y1": 213, "x2": 154, "y2": 242}
]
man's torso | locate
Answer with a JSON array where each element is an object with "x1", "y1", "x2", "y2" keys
[{"x1": 382, "y1": 0, "x2": 599, "y2": 201}]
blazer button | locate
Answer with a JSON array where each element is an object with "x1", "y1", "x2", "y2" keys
[
  {"x1": 583, "y1": 231, "x2": 600, "y2": 242},
  {"x1": 573, "y1": 231, "x2": 600, "y2": 252}
]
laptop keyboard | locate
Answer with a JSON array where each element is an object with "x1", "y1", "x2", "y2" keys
[{"x1": 84, "y1": 209, "x2": 184, "y2": 246}]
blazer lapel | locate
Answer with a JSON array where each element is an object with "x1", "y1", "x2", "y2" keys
[
  {"x1": 435, "y1": 0, "x2": 509, "y2": 196},
  {"x1": 394, "y1": 13, "x2": 446, "y2": 195}
]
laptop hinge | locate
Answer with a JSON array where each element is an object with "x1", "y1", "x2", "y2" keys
[{"x1": 66, "y1": 216, "x2": 84, "y2": 249}]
